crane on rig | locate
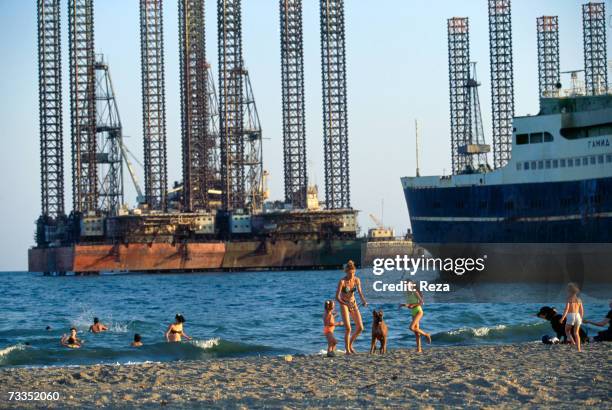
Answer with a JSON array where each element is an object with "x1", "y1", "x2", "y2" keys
[{"x1": 118, "y1": 137, "x2": 145, "y2": 206}]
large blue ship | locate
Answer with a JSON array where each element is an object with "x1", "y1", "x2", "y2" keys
[{"x1": 401, "y1": 93, "x2": 612, "y2": 282}]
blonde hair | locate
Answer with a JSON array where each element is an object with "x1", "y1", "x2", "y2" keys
[
  {"x1": 344, "y1": 260, "x2": 356, "y2": 273},
  {"x1": 567, "y1": 282, "x2": 580, "y2": 295}
]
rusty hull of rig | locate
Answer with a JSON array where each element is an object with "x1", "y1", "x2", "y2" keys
[{"x1": 29, "y1": 209, "x2": 362, "y2": 274}]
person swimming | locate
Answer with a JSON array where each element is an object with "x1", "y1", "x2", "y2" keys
[
  {"x1": 131, "y1": 333, "x2": 143, "y2": 347},
  {"x1": 335, "y1": 260, "x2": 368, "y2": 355},
  {"x1": 61, "y1": 327, "x2": 82, "y2": 349},
  {"x1": 89, "y1": 317, "x2": 108, "y2": 333},
  {"x1": 165, "y1": 314, "x2": 192, "y2": 342},
  {"x1": 400, "y1": 280, "x2": 431, "y2": 353}
]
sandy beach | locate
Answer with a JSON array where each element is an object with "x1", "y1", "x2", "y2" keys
[{"x1": 0, "y1": 342, "x2": 610, "y2": 409}]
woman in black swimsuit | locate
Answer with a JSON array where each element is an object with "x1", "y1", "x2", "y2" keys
[
  {"x1": 335, "y1": 260, "x2": 368, "y2": 354},
  {"x1": 165, "y1": 314, "x2": 192, "y2": 342}
]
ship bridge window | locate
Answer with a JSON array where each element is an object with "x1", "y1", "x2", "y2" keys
[
  {"x1": 560, "y1": 159, "x2": 566, "y2": 167},
  {"x1": 530, "y1": 133, "x2": 543, "y2": 143},
  {"x1": 598, "y1": 155, "x2": 604, "y2": 164},
  {"x1": 524, "y1": 162, "x2": 530, "y2": 170},
  {"x1": 516, "y1": 134, "x2": 528, "y2": 145},
  {"x1": 607, "y1": 154, "x2": 612, "y2": 163},
  {"x1": 560, "y1": 123, "x2": 612, "y2": 139}
]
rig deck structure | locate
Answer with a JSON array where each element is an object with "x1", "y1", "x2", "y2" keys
[{"x1": 30, "y1": 0, "x2": 362, "y2": 275}]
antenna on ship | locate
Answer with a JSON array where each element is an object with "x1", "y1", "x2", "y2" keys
[{"x1": 415, "y1": 119, "x2": 421, "y2": 177}]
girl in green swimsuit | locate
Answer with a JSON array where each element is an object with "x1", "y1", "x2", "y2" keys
[{"x1": 400, "y1": 281, "x2": 431, "y2": 352}]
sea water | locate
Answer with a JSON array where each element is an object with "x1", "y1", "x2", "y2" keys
[{"x1": 0, "y1": 271, "x2": 609, "y2": 368}]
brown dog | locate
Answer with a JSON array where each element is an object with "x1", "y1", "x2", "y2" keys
[{"x1": 370, "y1": 309, "x2": 388, "y2": 354}]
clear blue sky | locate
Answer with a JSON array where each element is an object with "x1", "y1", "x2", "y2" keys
[{"x1": 0, "y1": 1, "x2": 609, "y2": 270}]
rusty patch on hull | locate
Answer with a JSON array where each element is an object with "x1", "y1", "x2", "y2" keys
[{"x1": 28, "y1": 240, "x2": 363, "y2": 273}]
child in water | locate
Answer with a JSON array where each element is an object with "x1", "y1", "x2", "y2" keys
[
  {"x1": 60, "y1": 327, "x2": 82, "y2": 349},
  {"x1": 323, "y1": 300, "x2": 344, "y2": 357},
  {"x1": 560, "y1": 282, "x2": 585, "y2": 352},
  {"x1": 131, "y1": 334, "x2": 143, "y2": 347}
]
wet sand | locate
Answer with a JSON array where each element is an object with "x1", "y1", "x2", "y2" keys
[{"x1": 0, "y1": 343, "x2": 610, "y2": 409}]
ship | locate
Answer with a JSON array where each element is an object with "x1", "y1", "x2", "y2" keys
[
  {"x1": 401, "y1": 92, "x2": 612, "y2": 283},
  {"x1": 361, "y1": 213, "x2": 421, "y2": 266}
]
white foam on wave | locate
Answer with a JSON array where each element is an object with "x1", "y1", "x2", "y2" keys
[
  {"x1": 70, "y1": 306, "x2": 131, "y2": 333},
  {"x1": 448, "y1": 324, "x2": 507, "y2": 337},
  {"x1": 0, "y1": 344, "x2": 26, "y2": 363},
  {"x1": 191, "y1": 338, "x2": 221, "y2": 350},
  {"x1": 317, "y1": 348, "x2": 346, "y2": 355}
]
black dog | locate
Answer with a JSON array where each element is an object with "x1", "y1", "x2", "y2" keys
[{"x1": 537, "y1": 306, "x2": 588, "y2": 344}]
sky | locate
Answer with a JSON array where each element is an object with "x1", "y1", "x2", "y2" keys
[{"x1": 0, "y1": 0, "x2": 610, "y2": 271}]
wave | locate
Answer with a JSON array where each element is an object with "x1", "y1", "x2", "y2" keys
[
  {"x1": 0, "y1": 344, "x2": 27, "y2": 364},
  {"x1": 0, "y1": 344, "x2": 25, "y2": 357},
  {"x1": 0, "y1": 337, "x2": 277, "y2": 368},
  {"x1": 191, "y1": 338, "x2": 220, "y2": 350},
  {"x1": 433, "y1": 322, "x2": 548, "y2": 345}
]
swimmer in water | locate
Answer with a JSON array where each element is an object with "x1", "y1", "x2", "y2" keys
[
  {"x1": 165, "y1": 314, "x2": 192, "y2": 342},
  {"x1": 89, "y1": 317, "x2": 108, "y2": 333},
  {"x1": 131, "y1": 333, "x2": 143, "y2": 347},
  {"x1": 61, "y1": 327, "x2": 82, "y2": 349}
]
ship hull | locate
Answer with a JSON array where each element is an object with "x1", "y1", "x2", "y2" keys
[
  {"x1": 403, "y1": 177, "x2": 612, "y2": 282},
  {"x1": 419, "y1": 242, "x2": 612, "y2": 285},
  {"x1": 28, "y1": 239, "x2": 363, "y2": 274}
]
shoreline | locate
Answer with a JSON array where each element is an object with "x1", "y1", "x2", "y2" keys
[{"x1": 0, "y1": 342, "x2": 609, "y2": 408}]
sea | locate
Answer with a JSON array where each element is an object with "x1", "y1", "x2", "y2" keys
[{"x1": 0, "y1": 270, "x2": 610, "y2": 368}]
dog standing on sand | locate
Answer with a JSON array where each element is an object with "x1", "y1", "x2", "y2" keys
[{"x1": 370, "y1": 309, "x2": 388, "y2": 354}]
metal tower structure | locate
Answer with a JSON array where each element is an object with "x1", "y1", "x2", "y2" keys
[
  {"x1": 69, "y1": 0, "x2": 98, "y2": 213},
  {"x1": 140, "y1": 0, "x2": 168, "y2": 210},
  {"x1": 207, "y1": 65, "x2": 221, "y2": 184},
  {"x1": 280, "y1": 0, "x2": 307, "y2": 208},
  {"x1": 488, "y1": 0, "x2": 514, "y2": 169},
  {"x1": 467, "y1": 62, "x2": 489, "y2": 168},
  {"x1": 37, "y1": 0, "x2": 65, "y2": 220},
  {"x1": 218, "y1": 0, "x2": 245, "y2": 211},
  {"x1": 537, "y1": 16, "x2": 560, "y2": 100},
  {"x1": 241, "y1": 70, "x2": 264, "y2": 212},
  {"x1": 320, "y1": 0, "x2": 350, "y2": 209},
  {"x1": 447, "y1": 17, "x2": 472, "y2": 174},
  {"x1": 179, "y1": 0, "x2": 210, "y2": 211},
  {"x1": 582, "y1": 2, "x2": 607, "y2": 95},
  {"x1": 94, "y1": 56, "x2": 124, "y2": 215}
]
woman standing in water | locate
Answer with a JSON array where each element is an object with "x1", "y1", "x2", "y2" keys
[
  {"x1": 165, "y1": 314, "x2": 192, "y2": 342},
  {"x1": 336, "y1": 260, "x2": 368, "y2": 354},
  {"x1": 400, "y1": 281, "x2": 431, "y2": 352}
]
